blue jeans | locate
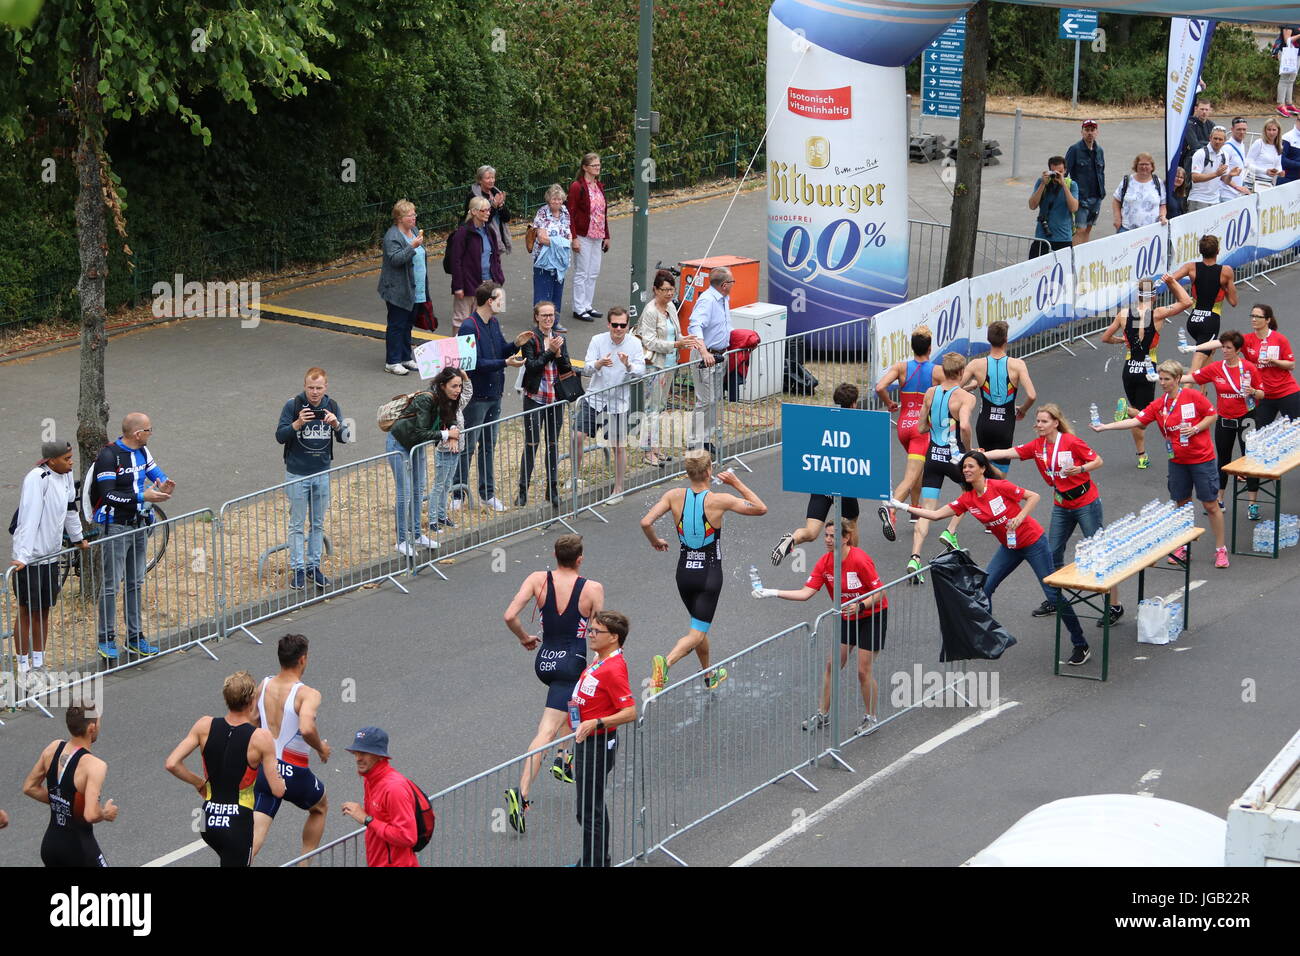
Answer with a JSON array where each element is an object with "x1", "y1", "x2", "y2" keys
[
  {"x1": 984, "y1": 535, "x2": 1086, "y2": 645},
  {"x1": 1047, "y1": 498, "x2": 1105, "y2": 578},
  {"x1": 455, "y1": 397, "x2": 501, "y2": 501},
  {"x1": 386, "y1": 433, "x2": 425, "y2": 545},
  {"x1": 430, "y1": 448, "x2": 460, "y2": 523},
  {"x1": 286, "y1": 471, "x2": 330, "y2": 571},
  {"x1": 385, "y1": 300, "x2": 415, "y2": 366},
  {"x1": 96, "y1": 522, "x2": 150, "y2": 641},
  {"x1": 532, "y1": 267, "x2": 565, "y2": 309}
]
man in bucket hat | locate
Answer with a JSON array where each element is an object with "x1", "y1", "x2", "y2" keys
[{"x1": 340, "y1": 726, "x2": 419, "y2": 867}]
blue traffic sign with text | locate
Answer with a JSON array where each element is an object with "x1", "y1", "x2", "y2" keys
[
  {"x1": 922, "y1": 15, "x2": 964, "y2": 119},
  {"x1": 780, "y1": 404, "x2": 891, "y2": 500},
  {"x1": 1058, "y1": 8, "x2": 1098, "y2": 41}
]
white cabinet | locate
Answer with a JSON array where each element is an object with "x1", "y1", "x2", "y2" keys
[{"x1": 730, "y1": 303, "x2": 787, "y2": 402}]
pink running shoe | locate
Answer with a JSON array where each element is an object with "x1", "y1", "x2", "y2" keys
[
  {"x1": 1167, "y1": 545, "x2": 1188, "y2": 565},
  {"x1": 1214, "y1": 547, "x2": 1229, "y2": 569}
]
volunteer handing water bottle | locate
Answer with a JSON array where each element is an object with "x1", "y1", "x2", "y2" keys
[{"x1": 891, "y1": 450, "x2": 1093, "y2": 667}]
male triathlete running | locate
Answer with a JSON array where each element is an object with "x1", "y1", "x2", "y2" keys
[
  {"x1": 1168, "y1": 234, "x2": 1238, "y2": 377},
  {"x1": 771, "y1": 383, "x2": 865, "y2": 561},
  {"x1": 641, "y1": 449, "x2": 767, "y2": 694},
  {"x1": 250, "y1": 634, "x2": 330, "y2": 861},
  {"x1": 166, "y1": 671, "x2": 284, "y2": 868},
  {"x1": 23, "y1": 702, "x2": 117, "y2": 866},
  {"x1": 502, "y1": 533, "x2": 604, "y2": 834},
  {"x1": 962, "y1": 319, "x2": 1037, "y2": 471},
  {"x1": 875, "y1": 326, "x2": 942, "y2": 539}
]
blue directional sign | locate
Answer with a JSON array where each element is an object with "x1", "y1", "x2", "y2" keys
[
  {"x1": 1058, "y1": 8, "x2": 1098, "y2": 41},
  {"x1": 781, "y1": 404, "x2": 891, "y2": 500},
  {"x1": 922, "y1": 15, "x2": 965, "y2": 118}
]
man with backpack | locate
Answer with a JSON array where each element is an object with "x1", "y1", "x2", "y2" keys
[
  {"x1": 341, "y1": 726, "x2": 432, "y2": 867},
  {"x1": 10, "y1": 440, "x2": 87, "y2": 687}
]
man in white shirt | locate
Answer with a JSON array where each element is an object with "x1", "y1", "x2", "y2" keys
[
  {"x1": 9, "y1": 441, "x2": 88, "y2": 685},
  {"x1": 578, "y1": 308, "x2": 646, "y2": 504},
  {"x1": 1187, "y1": 126, "x2": 1238, "y2": 211},
  {"x1": 1220, "y1": 117, "x2": 1252, "y2": 202},
  {"x1": 686, "y1": 266, "x2": 735, "y2": 458}
]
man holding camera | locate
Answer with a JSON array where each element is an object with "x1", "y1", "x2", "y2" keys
[
  {"x1": 276, "y1": 367, "x2": 347, "y2": 591},
  {"x1": 1028, "y1": 157, "x2": 1079, "y2": 259}
]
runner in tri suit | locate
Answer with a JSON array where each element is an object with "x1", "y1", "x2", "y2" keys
[
  {"x1": 772, "y1": 383, "x2": 865, "y2": 561},
  {"x1": 641, "y1": 449, "x2": 767, "y2": 694},
  {"x1": 166, "y1": 671, "x2": 284, "y2": 868},
  {"x1": 962, "y1": 320, "x2": 1037, "y2": 474},
  {"x1": 23, "y1": 703, "x2": 117, "y2": 866},
  {"x1": 875, "y1": 327, "x2": 942, "y2": 540},
  {"x1": 502, "y1": 533, "x2": 604, "y2": 834},
  {"x1": 907, "y1": 352, "x2": 977, "y2": 583},
  {"x1": 1100, "y1": 275, "x2": 1192, "y2": 469},
  {"x1": 250, "y1": 634, "x2": 330, "y2": 861},
  {"x1": 1169, "y1": 235, "x2": 1238, "y2": 377}
]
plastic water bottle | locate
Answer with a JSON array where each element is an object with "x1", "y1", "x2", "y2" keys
[
  {"x1": 748, "y1": 565, "x2": 763, "y2": 592},
  {"x1": 1089, "y1": 403, "x2": 1101, "y2": 428},
  {"x1": 1005, "y1": 526, "x2": 1017, "y2": 549},
  {"x1": 1145, "y1": 358, "x2": 1158, "y2": 382},
  {"x1": 947, "y1": 418, "x2": 960, "y2": 458},
  {"x1": 1166, "y1": 602, "x2": 1183, "y2": 641},
  {"x1": 1178, "y1": 327, "x2": 1191, "y2": 352}
]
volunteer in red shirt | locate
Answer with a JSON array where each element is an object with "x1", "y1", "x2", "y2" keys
[
  {"x1": 570, "y1": 610, "x2": 636, "y2": 867},
  {"x1": 340, "y1": 726, "x2": 418, "y2": 867},
  {"x1": 1093, "y1": 359, "x2": 1228, "y2": 568},
  {"x1": 1191, "y1": 304, "x2": 1300, "y2": 427},
  {"x1": 894, "y1": 451, "x2": 1093, "y2": 666},
  {"x1": 754, "y1": 519, "x2": 887, "y2": 736},
  {"x1": 1183, "y1": 329, "x2": 1265, "y2": 516},
  {"x1": 983, "y1": 402, "x2": 1120, "y2": 626}
]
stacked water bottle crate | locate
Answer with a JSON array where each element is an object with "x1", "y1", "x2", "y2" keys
[
  {"x1": 1253, "y1": 514, "x2": 1300, "y2": 552},
  {"x1": 1243, "y1": 416, "x2": 1300, "y2": 468},
  {"x1": 1073, "y1": 499, "x2": 1197, "y2": 582}
]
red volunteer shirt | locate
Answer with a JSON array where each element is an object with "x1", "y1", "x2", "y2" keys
[
  {"x1": 1242, "y1": 331, "x2": 1300, "y2": 399},
  {"x1": 573, "y1": 650, "x2": 633, "y2": 732},
  {"x1": 1192, "y1": 358, "x2": 1259, "y2": 420},
  {"x1": 805, "y1": 547, "x2": 888, "y2": 620},
  {"x1": 1013, "y1": 432, "x2": 1100, "y2": 510},
  {"x1": 1135, "y1": 389, "x2": 1217, "y2": 464},
  {"x1": 948, "y1": 478, "x2": 1044, "y2": 549}
]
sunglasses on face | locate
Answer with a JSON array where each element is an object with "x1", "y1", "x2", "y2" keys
[{"x1": 609, "y1": 322, "x2": 628, "y2": 329}]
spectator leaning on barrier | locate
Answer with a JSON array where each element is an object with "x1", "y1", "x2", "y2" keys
[
  {"x1": 1167, "y1": 166, "x2": 1190, "y2": 220},
  {"x1": 387, "y1": 373, "x2": 449, "y2": 558},
  {"x1": 427, "y1": 367, "x2": 472, "y2": 533},
  {"x1": 687, "y1": 265, "x2": 735, "y2": 459},
  {"x1": 1221, "y1": 118, "x2": 1252, "y2": 202},
  {"x1": 276, "y1": 367, "x2": 346, "y2": 591},
  {"x1": 530, "y1": 185, "x2": 573, "y2": 330},
  {"x1": 1065, "y1": 119, "x2": 1104, "y2": 244},
  {"x1": 1028, "y1": 156, "x2": 1079, "y2": 258},
  {"x1": 377, "y1": 199, "x2": 430, "y2": 377},
  {"x1": 1248, "y1": 119, "x2": 1284, "y2": 188},
  {"x1": 1280, "y1": 113, "x2": 1300, "y2": 185},
  {"x1": 466, "y1": 165, "x2": 512, "y2": 258},
  {"x1": 567, "y1": 152, "x2": 610, "y2": 322},
  {"x1": 638, "y1": 269, "x2": 702, "y2": 467},
  {"x1": 450, "y1": 197, "x2": 506, "y2": 332},
  {"x1": 10, "y1": 440, "x2": 86, "y2": 685},
  {"x1": 578, "y1": 307, "x2": 646, "y2": 505},
  {"x1": 92, "y1": 412, "x2": 173, "y2": 663},
  {"x1": 514, "y1": 300, "x2": 573, "y2": 508},
  {"x1": 1111, "y1": 153, "x2": 1167, "y2": 233},
  {"x1": 1188, "y1": 126, "x2": 1237, "y2": 211},
  {"x1": 340, "y1": 726, "x2": 419, "y2": 868}
]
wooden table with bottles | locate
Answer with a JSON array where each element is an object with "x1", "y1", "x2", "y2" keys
[
  {"x1": 1042, "y1": 527, "x2": 1205, "y2": 682},
  {"x1": 1222, "y1": 448, "x2": 1300, "y2": 560}
]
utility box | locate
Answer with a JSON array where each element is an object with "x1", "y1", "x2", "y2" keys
[
  {"x1": 676, "y1": 255, "x2": 760, "y2": 366},
  {"x1": 729, "y1": 302, "x2": 787, "y2": 402},
  {"x1": 1226, "y1": 726, "x2": 1300, "y2": 866}
]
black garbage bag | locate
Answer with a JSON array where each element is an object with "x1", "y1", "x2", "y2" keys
[
  {"x1": 929, "y1": 550, "x2": 1018, "y2": 661},
  {"x1": 783, "y1": 337, "x2": 818, "y2": 397}
]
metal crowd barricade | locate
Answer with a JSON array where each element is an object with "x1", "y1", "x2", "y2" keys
[
  {"x1": 217, "y1": 451, "x2": 411, "y2": 642},
  {"x1": 1, "y1": 508, "x2": 220, "y2": 716},
  {"x1": 638, "y1": 622, "x2": 819, "y2": 866}
]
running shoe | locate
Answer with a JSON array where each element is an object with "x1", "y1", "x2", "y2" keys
[
  {"x1": 771, "y1": 531, "x2": 796, "y2": 566},
  {"x1": 1136, "y1": 453, "x2": 1150, "y2": 470},
  {"x1": 1248, "y1": 503, "x2": 1261, "y2": 521},
  {"x1": 1214, "y1": 547, "x2": 1230, "y2": 569},
  {"x1": 1167, "y1": 545, "x2": 1188, "y2": 565},
  {"x1": 1095, "y1": 604, "x2": 1124, "y2": 627},
  {"x1": 309, "y1": 566, "x2": 330, "y2": 589},
  {"x1": 1113, "y1": 398, "x2": 1128, "y2": 422},
  {"x1": 939, "y1": 529, "x2": 960, "y2": 552},
  {"x1": 801, "y1": 712, "x2": 829, "y2": 732},
  {"x1": 1032, "y1": 599, "x2": 1057, "y2": 617},
  {"x1": 906, "y1": 555, "x2": 924, "y2": 584},
  {"x1": 127, "y1": 636, "x2": 160, "y2": 657},
  {"x1": 703, "y1": 667, "x2": 728, "y2": 690},
  {"x1": 290, "y1": 568, "x2": 306, "y2": 590},
  {"x1": 504, "y1": 788, "x2": 529, "y2": 834},
  {"x1": 856, "y1": 713, "x2": 879, "y2": 735},
  {"x1": 877, "y1": 506, "x2": 897, "y2": 542},
  {"x1": 550, "y1": 752, "x2": 574, "y2": 784},
  {"x1": 97, "y1": 641, "x2": 119, "y2": 662},
  {"x1": 650, "y1": 655, "x2": 669, "y2": 695},
  {"x1": 1067, "y1": 644, "x2": 1092, "y2": 666},
  {"x1": 1279, "y1": 104, "x2": 1294, "y2": 117}
]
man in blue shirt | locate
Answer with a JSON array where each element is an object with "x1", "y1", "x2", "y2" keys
[
  {"x1": 453, "y1": 282, "x2": 524, "y2": 511},
  {"x1": 686, "y1": 266, "x2": 734, "y2": 459},
  {"x1": 1027, "y1": 156, "x2": 1079, "y2": 259},
  {"x1": 1065, "y1": 120, "x2": 1105, "y2": 244}
]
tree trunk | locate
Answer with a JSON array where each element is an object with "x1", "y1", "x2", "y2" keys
[
  {"x1": 941, "y1": 0, "x2": 990, "y2": 287},
  {"x1": 73, "y1": 36, "x2": 109, "y2": 475}
]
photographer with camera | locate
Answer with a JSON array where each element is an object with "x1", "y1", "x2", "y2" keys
[{"x1": 1028, "y1": 156, "x2": 1079, "y2": 259}]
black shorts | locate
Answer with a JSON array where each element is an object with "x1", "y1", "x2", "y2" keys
[
  {"x1": 253, "y1": 761, "x2": 326, "y2": 818},
  {"x1": 1186, "y1": 308, "x2": 1220, "y2": 345},
  {"x1": 976, "y1": 404, "x2": 1016, "y2": 453},
  {"x1": 921, "y1": 442, "x2": 963, "y2": 496},
  {"x1": 841, "y1": 608, "x2": 888, "y2": 651},
  {"x1": 676, "y1": 547, "x2": 723, "y2": 631},
  {"x1": 201, "y1": 803, "x2": 254, "y2": 867},
  {"x1": 12, "y1": 562, "x2": 61, "y2": 609},
  {"x1": 805, "y1": 494, "x2": 860, "y2": 523},
  {"x1": 1122, "y1": 365, "x2": 1155, "y2": 410},
  {"x1": 535, "y1": 638, "x2": 587, "y2": 711},
  {"x1": 41, "y1": 827, "x2": 107, "y2": 867}
]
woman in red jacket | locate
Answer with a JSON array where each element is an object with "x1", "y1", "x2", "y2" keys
[{"x1": 566, "y1": 153, "x2": 610, "y2": 323}]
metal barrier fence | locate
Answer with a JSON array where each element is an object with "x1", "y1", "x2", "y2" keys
[
  {"x1": 1, "y1": 508, "x2": 220, "y2": 715},
  {"x1": 216, "y1": 451, "x2": 411, "y2": 641},
  {"x1": 908, "y1": 220, "x2": 1035, "y2": 299}
]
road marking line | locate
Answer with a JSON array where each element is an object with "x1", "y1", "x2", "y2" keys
[
  {"x1": 143, "y1": 838, "x2": 207, "y2": 867},
  {"x1": 1159, "y1": 579, "x2": 1205, "y2": 606},
  {"x1": 731, "y1": 700, "x2": 1019, "y2": 867}
]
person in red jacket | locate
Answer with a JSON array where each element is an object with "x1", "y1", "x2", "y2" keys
[
  {"x1": 341, "y1": 727, "x2": 418, "y2": 867},
  {"x1": 566, "y1": 153, "x2": 610, "y2": 322}
]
